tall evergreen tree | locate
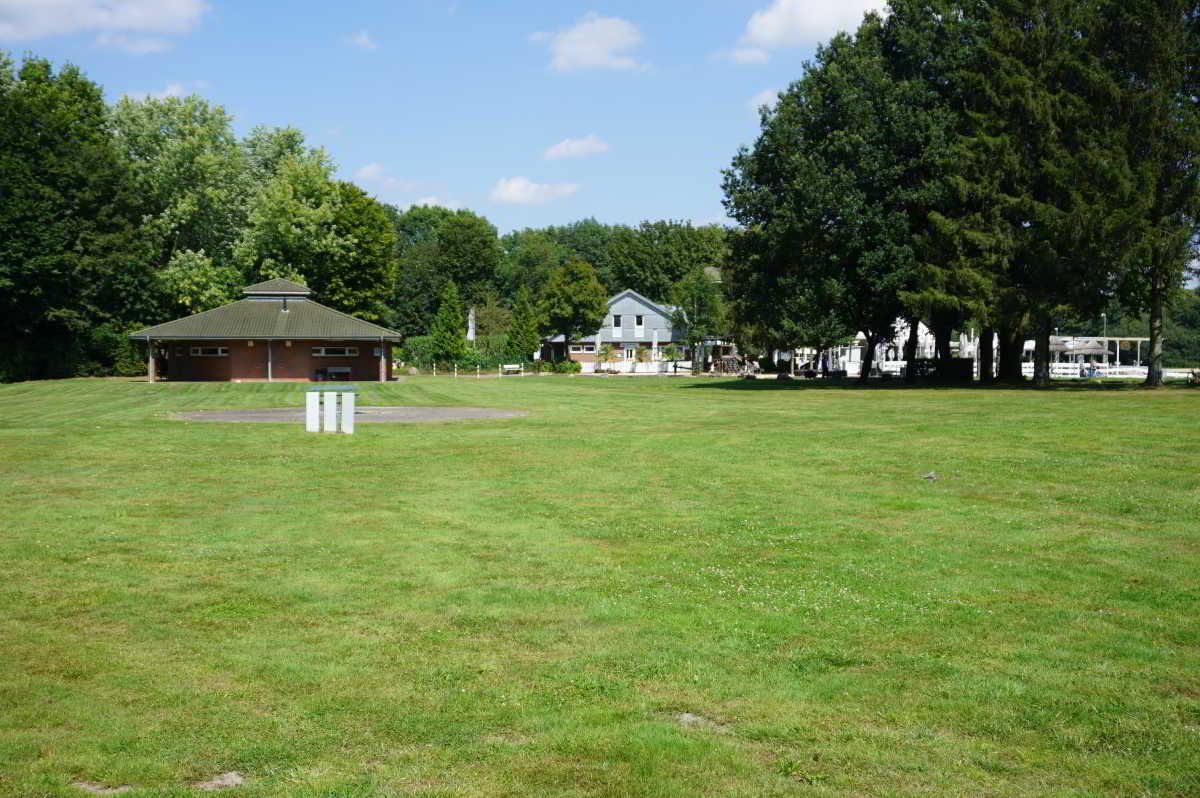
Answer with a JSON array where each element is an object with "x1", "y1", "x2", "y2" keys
[
  {"x1": 952, "y1": 0, "x2": 1138, "y2": 385},
  {"x1": 430, "y1": 280, "x2": 467, "y2": 365},
  {"x1": 1103, "y1": 0, "x2": 1200, "y2": 386},
  {"x1": 505, "y1": 286, "x2": 543, "y2": 362}
]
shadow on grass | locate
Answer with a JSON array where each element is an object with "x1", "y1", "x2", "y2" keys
[{"x1": 682, "y1": 376, "x2": 1177, "y2": 392}]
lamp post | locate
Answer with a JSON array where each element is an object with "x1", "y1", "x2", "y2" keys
[{"x1": 1101, "y1": 312, "x2": 1108, "y2": 365}]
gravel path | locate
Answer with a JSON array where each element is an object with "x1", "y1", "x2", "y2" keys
[{"x1": 173, "y1": 406, "x2": 528, "y2": 423}]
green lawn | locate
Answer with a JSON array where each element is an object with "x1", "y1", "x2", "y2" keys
[{"x1": 0, "y1": 376, "x2": 1197, "y2": 797}]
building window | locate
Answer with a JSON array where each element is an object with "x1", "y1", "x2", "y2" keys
[
  {"x1": 635, "y1": 315, "x2": 645, "y2": 337},
  {"x1": 312, "y1": 346, "x2": 359, "y2": 357},
  {"x1": 612, "y1": 314, "x2": 621, "y2": 332},
  {"x1": 190, "y1": 346, "x2": 228, "y2": 357},
  {"x1": 622, "y1": 345, "x2": 636, "y2": 360},
  {"x1": 569, "y1": 344, "x2": 596, "y2": 354}
]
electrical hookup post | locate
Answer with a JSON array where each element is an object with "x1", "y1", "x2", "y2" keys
[{"x1": 306, "y1": 386, "x2": 358, "y2": 434}]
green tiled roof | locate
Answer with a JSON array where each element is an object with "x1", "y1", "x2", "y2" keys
[
  {"x1": 242, "y1": 278, "x2": 312, "y2": 295},
  {"x1": 129, "y1": 297, "x2": 400, "y2": 341}
]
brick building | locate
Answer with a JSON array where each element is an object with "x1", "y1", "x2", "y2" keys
[{"x1": 129, "y1": 279, "x2": 400, "y2": 382}]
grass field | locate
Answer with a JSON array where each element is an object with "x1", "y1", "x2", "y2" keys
[{"x1": 1, "y1": 376, "x2": 1197, "y2": 797}]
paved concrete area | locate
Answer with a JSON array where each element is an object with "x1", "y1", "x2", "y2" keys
[{"x1": 174, "y1": 406, "x2": 528, "y2": 423}]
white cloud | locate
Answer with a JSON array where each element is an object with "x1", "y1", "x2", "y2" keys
[
  {"x1": 490, "y1": 176, "x2": 579, "y2": 205},
  {"x1": 0, "y1": 0, "x2": 208, "y2": 50},
  {"x1": 95, "y1": 31, "x2": 170, "y2": 53},
  {"x1": 344, "y1": 30, "x2": 377, "y2": 51},
  {"x1": 543, "y1": 134, "x2": 609, "y2": 161},
  {"x1": 731, "y1": 0, "x2": 887, "y2": 63},
  {"x1": 530, "y1": 12, "x2": 645, "y2": 72},
  {"x1": 411, "y1": 196, "x2": 463, "y2": 210},
  {"x1": 123, "y1": 80, "x2": 204, "y2": 101},
  {"x1": 730, "y1": 47, "x2": 769, "y2": 65},
  {"x1": 747, "y1": 88, "x2": 778, "y2": 112},
  {"x1": 353, "y1": 163, "x2": 420, "y2": 194}
]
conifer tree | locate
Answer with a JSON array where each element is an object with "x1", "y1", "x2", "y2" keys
[
  {"x1": 505, "y1": 286, "x2": 542, "y2": 362},
  {"x1": 430, "y1": 280, "x2": 467, "y2": 366},
  {"x1": 1104, "y1": 0, "x2": 1200, "y2": 386}
]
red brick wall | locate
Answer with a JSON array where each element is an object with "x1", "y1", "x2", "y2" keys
[{"x1": 163, "y1": 340, "x2": 391, "y2": 381}]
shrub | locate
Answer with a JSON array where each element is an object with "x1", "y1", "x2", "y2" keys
[
  {"x1": 552, "y1": 359, "x2": 581, "y2": 374},
  {"x1": 73, "y1": 323, "x2": 147, "y2": 377},
  {"x1": 398, "y1": 336, "x2": 434, "y2": 369}
]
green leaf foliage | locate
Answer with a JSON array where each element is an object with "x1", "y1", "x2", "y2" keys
[
  {"x1": 505, "y1": 286, "x2": 543, "y2": 362},
  {"x1": 430, "y1": 280, "x2": 468, "y2": 365},
  {"x1": 538, "y1": 260, "x2": 608, "y2": 358},
  {"x1": 0, "y1": 53, "x2": 152, "y2": 380}
]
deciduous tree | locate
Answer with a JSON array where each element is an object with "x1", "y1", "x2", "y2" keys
[{"x1": 538, "y1": 261, "x2": 608, "y2": 360}]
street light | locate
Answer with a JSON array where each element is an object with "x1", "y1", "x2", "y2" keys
[{"x1": 1102, "y1": 313, "x2": 1108, "y2": 365}]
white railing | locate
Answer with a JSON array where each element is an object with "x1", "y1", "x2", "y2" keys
[
  {"x1": 582, "y1": 360, "x2": 680, "y2": 374},
  {"x1": 1019, "y1": 363, "x2": 1157, "y2": 379}
]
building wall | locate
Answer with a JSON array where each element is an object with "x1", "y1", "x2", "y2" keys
[
  {"x1": 601, "y1": 294, "x2": 679, "y2": 344},
  {"x1": 163, "y1": 340, "x2": 391, "y2": 381}
]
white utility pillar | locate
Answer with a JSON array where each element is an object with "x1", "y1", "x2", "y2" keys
[
  {"x1": 340, "y1": 391, "x2": 355, "y2": 435},
  {"x1": 323, "y1": 391, "x2": 338, "y2": 433},
  {"x1": 305, "y1": 391, "x2": 320, "y2": 432}
]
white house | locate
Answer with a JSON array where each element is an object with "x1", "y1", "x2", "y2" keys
[{"x1": 541, "y1": 289, "x2": 687, "y2": 373}]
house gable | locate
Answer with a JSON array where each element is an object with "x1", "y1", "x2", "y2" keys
[{"x1": 543, "y1": 289, "x2": 685, "y2": 345}]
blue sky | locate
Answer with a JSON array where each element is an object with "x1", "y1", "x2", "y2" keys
[{"x1": 1, "y1": 0, "x2": 885, "y2": 233}]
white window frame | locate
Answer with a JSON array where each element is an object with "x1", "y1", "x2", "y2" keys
[
  {"x1": 190, "y1": 346, "x2": 228, "y2": 357},
  {"x1": 569, "y1": 344, "x2": 595, "y2": 354},
  {"x1": 611, "y1": 314, "x2": 621, "y2": 336},
  {"x1": 635, "y1": 315, "x2": 645, "y2": 338},
  {"x1": 312, "y1": 346, "x2": 359, "y2": 357},
  {"x1": 621, "y1": 344, "x2": 636, "y2": 360}
]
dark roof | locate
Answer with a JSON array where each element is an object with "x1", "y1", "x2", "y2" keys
[
  {"x1": 242, "y1": 278, "x2": 312, "y2": 295},
  {"x1": 129, "y1": 296, "x2": 400, "y2": 341}
]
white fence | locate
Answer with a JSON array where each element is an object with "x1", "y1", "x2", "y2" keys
[
  {"x1": 581, "y1": 360, "x2": 689, "y2": 374},
  {"x1": 1018, "y1": 364, "x2": 1192, "y2": 380}
]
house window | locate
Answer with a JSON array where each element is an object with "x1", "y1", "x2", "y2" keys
[
  {"x1": 312, "y1": 346, "x2": 359, "y2": 357},
  {"x1": 190, "y1": 346, "x2": 228, "y2": 357},
  {"x1": 569, "y1": 344, "x2": 596, "y2": 354},
  {"x1": 635, "y1": 315, "x2": 645, "y2": 337},
  {"x1": 622, "y1": 345, "x2": 636, "y2": 360},
  {"x1": 612, "y1": 314, "x2": 621, "y2": 333}
]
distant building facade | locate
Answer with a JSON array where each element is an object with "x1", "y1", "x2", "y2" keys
[
  {"x1": 541, "y1": 289, "x2": 686, "y2": 372},
  {"x1": 129, "y1": 279, "x2": 400, "y2": 382}
]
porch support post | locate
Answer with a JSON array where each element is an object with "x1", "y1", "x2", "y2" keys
[
  {"x1": 378, "y1": 339, "x2": 386, "y2": 382},
  {"x1": 147, "y1": 338, "x2": 156, "y2": 382},
  {"x1": 267, "y1": 340, "x2": 273, "y2": 382}
]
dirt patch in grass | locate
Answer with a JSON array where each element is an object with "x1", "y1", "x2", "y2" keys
[
  {"x1": 675, "y1": 712, "x2": 733, "y2": 734},
  {"x1": 192, "y1": 771, "x2": 246, "y2": 790}
]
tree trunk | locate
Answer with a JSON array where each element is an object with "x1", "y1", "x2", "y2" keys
[
  {"x1": 978, "y1": 325, "x2": 994, "y2": 384},
  {"x1": 1033, "y1": 315, "x2": 1052, "y2": 387},
  {"x1": 934, "y1": 323, "x2": 952, "y2": 362},
  {"x1": 996, "y1": 322, "x2": 1024, "y2": 383},
  {"x1": 903, "y1": 317, "x2": 920, "y2": 384},
  {"x1": 858, "y1": 332, "x2": 877, "y2": 383},
  {"x1": 1145, "y1": 266, "x2": 1165, "y2": 387}
]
